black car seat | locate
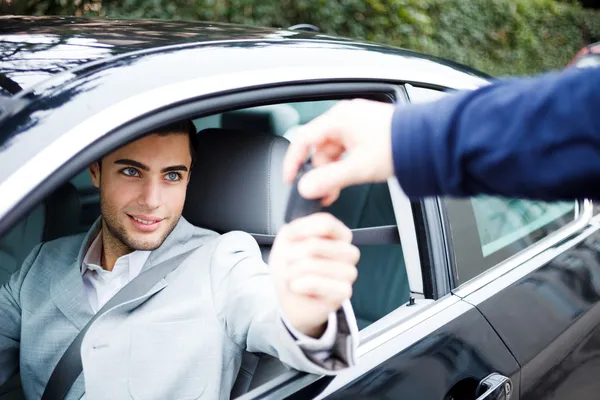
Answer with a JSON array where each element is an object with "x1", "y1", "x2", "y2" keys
[
  {"x1": 221, "y1": 104, "x2": 300, "y2": 137},
  {"x1": 183, "y1": 128, "x2": 290, "y2": 260},
  {"x1": 0, "y1": 182, "x2": 81, "y2": 285}
]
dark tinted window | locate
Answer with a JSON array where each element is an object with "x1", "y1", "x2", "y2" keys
[{"x1": 445, "y1": 197, "x2": 576, "y2": 285}]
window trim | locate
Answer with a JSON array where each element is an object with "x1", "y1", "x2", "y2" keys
[
  {"x1": 418, "y1": 197, "x2": 455, "y2": 299},
  {"x1": 388, "y1": 177, "x2": 424, "y2": 296},
  {"x1": 451, "y1": 199, "x2": 593, "y2": 299},
  {"x1": 462, "y1": 207, "x2": 600, "y2": 308}
]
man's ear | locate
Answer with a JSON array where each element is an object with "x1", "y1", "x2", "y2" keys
[{"x1": 88, "y1": 161, "x2": 101, "y2": 188}]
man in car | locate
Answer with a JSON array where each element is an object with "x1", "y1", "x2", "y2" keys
[
  {"x1": 0, "y1": 120, "x2": 360, "y2": 399},
  {"x1": 283, "y1": 64, "x2": 600, "y2": 204}
]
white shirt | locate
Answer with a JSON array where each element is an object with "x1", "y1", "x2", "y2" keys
[
  {"x1": 81, "y1": 233, "x2": 151, "y2": 313},
  {"x1": 80, "y1": 233, "x2": 336, "y2": 354}
]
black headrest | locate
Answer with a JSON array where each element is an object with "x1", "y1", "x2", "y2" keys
[
  {"x1": 221, "y1": 104, "x2": 300, "y2": 136},
  {"x1": 183, "y1": 129, "x2": 291, "y2": 235},
  {"x1": 44, "y1": 182, "x2": 82, "y2": 241}
]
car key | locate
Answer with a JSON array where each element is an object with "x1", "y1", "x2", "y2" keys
[{"x1": 284, "y1": 157, "x2": 323, "y2": 222}]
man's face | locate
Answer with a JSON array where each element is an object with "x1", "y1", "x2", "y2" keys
[{"x1": 89, "y1": 133, "x2": 192, "y2": 251}]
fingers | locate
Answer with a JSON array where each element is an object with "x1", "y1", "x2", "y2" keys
[
  {"x1": 321, "y1": 189, "x2": 341, "y2": 207},
  {"x1": 289, "y1": 275, "x2": 353, "y2": 305},
  {"x1": 286, "y1": 259, "x2": 359, "y2": 282},
  {"x1": 280, "y1": 213, "x2": 353, "y2": 242},
  {"x1": 283, "y1": 99, "x2": 396, "y2": 203},
  {"x1": 297, "y1": 156, "x2": 365, "y2": 200},
  {"x1": 285, "y1": 237, "x2": 360, "y2": 265},
  {"x1": 283, "y1": 103, "x2": 347, "y2": 184}
]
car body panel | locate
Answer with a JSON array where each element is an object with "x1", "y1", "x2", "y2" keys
[
  {"x1": 314, "y1": 302, "x2": 519, "y2": 399},
  {"x1": 464, "y1": 223, "x2": 600, "y2": 399}
]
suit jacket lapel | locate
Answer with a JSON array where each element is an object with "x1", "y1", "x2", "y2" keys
[
  {"x1": 51, "y1": 218, "x2": 100, "y2": 330},
  {"x1": 51, "y1": 258, "x2": 94, "y2": 331}
]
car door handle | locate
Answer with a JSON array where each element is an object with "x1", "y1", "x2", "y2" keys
[{"x1": 476, "y1": 373, "x2": 513, "y2": 400}]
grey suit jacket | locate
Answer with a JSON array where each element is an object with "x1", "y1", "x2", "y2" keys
[{"x1": 0, "y1": 217, "x2": 358, "y2": 400}]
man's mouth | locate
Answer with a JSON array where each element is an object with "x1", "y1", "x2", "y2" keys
[
  {"x1": 131, "y1": 216, "x2": 161, "y2": 225},
  {"x1": 127, "y1": 214, "x2": 164, "y2": 231}
]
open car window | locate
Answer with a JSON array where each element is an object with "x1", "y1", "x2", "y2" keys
[{"x1": 194, "y1": 99, "x2": 412, "y2": 330}]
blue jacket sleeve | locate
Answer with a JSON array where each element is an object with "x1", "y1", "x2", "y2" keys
[{"x1": 392, "y1": 66, "x2": 600, "y2": 201}]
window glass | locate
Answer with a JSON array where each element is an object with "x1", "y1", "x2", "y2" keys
[
  {"x1": 471, "y1": 197, "x2": 574, "y2": 257},
  {"x1": 445, "y1": 197, "x2": 577, "y2": 285}
]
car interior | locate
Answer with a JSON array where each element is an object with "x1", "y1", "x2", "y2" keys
[{"x1": 0, "y1": 99, "x2": 412, "y2": 398}]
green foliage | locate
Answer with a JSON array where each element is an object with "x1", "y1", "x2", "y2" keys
[
  {"x1": 5, "y1": 0, "x2": 600, "y2": 76},
  {"x1": 420, "y1": 0, "x2": 597, "y2": 76}
]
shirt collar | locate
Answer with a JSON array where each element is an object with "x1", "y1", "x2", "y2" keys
[{"x1": 81, "y1": 232, "x2": 151, "y2": 278}]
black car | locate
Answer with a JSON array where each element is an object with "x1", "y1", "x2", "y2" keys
[{"x1": 1, "y1": 16, "x2": 600, "y2": 400}]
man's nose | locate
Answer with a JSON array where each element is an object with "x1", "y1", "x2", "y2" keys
[{"x1": 138, "y1": 180, "x2": 161, "y2": 209}]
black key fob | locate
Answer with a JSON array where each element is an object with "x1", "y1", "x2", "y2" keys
[{"x1": 285, "y1": 158, "x2": 323, "y2": 222}]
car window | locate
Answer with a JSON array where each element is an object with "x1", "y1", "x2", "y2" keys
[
  {"x1": 471, "y1": 197, "x2": 575, "y2": 258},
  {"x1": 194, "y1": 100, "x2": 411, "y2": 329},
  {"x1": 445, "y1": 197, "x2": 576, "y2": 285}
]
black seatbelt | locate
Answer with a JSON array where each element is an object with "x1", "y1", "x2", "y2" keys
[
  {"x1": 251, "y1": 225, "x2": 400, "y2": 246},
  {"x1": 42, "y1": 248, "x2": 197, "y2": 400}
]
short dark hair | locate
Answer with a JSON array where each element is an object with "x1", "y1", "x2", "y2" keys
[
  {"x1": 97, "y1": 120, "x2": 197, "y2": 169},
  {"x1": 152, "y1": 119, "x2": 197, "y2": 167}
]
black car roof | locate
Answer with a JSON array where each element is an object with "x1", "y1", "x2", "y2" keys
[
  {"x1": 0, "y1": 16, "x2": 489, "y2": 91},
  {"x1": 0, "y1": 16, "x2": 356, "y2": 90}
]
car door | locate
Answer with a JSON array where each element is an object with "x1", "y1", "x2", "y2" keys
[{"x1": 446, "y1": 196, "x2": 600, "y2": 400}]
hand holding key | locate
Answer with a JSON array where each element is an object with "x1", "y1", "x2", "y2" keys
[
  {"x1": 270, "y1": 155, "x2": 359, "y2": 338},
  {"x1": 283, "y1": 99, "x2": 396, "y2": 206}
]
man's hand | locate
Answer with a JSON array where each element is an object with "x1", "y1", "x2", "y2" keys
[
  {"x1": 283, "y1": 99, "x2": 396, "y2": 206},
  {"x1": 269, "y1": 213, "x2": 360, "y2": 338}
]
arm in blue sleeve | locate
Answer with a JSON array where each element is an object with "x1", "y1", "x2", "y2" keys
[{"x1": 392, "y1": 66, "x2": 600, "y2": 201}]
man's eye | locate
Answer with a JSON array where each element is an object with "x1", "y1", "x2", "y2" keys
[
  {"x1": 122, "y1": 168, "x2": 139, "y2": 177},
  {"x1": 165, "y1": 172, "x2": 181, "y2": 181}
]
